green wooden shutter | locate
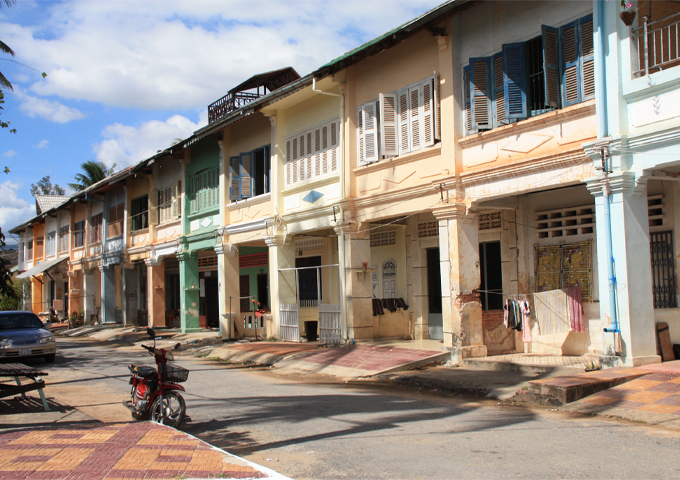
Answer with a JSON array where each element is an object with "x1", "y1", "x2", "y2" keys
[
  {"x1": 503, "y1": 43, "x2": 527, "y2": 120},
  {"x1": 469, "y1": 57, "x2": 492, "y2": 130},
  {"x1": 542, "y1": 25, "x2": 560, "y2": 108},
  {"x1": 229, "y1": 156, "x2": 240, "y2": 201}
]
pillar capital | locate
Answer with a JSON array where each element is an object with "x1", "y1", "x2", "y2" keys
[
  {"x1": 264, "y1": 234, "x2": 292, "y2": 248},
  {"x1": 145, "y1": 257, "x2": 162, "y2": 266},
  {"x1": 215, "y1": 243, "x2": 237, "y2": 256},
  {"x1": 586, "y1": 171, "x2": 636, "y2": 197},
  {"x1": 176, "y1": 251, "x2": 196, "y2": 263},
  {"x1": 431, "y1": 202, "x2": 471, "y2": 221}
]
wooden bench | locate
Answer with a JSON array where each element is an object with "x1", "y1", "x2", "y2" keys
[{"x1": 0, "y1": 363, "x2": 50, "y2": 411}]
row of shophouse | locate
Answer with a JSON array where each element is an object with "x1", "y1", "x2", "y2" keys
[{"x1": 11, "y1": 0, "x2": 680, "y2": 366}]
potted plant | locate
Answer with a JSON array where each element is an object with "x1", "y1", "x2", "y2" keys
[{"x1": 620, "y1": 1, "x2": 637, "y2": 26}]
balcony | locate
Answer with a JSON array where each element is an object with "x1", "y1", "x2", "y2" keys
[
  {"x1": 633, "y1": 12, "x2": 680, "y2": 77},
  {"x1": 207, "y1": 67, "x2": 300, "y2": 124}
]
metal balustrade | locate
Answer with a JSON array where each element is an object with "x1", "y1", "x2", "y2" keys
[{"x1": 633, "y1": 13, "x2": 680, "y2": 77}]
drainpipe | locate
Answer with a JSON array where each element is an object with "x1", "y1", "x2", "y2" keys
[
  {"x1": 602, "y1": 151, "x2": 619, "y2": 335},
  {"x1": 312, "y1": 77, "x2": 348, "y2": 342}
]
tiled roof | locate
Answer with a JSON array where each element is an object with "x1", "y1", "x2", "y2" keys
[{"x1": 35, "y1": 195, "x2": 70, "y2": 215}]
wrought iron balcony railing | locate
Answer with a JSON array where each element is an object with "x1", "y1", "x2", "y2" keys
[
  {"x1": 633, "y1": 12, "x2": 680, "y2": 77},
  {"x1": 208, "y1": 92, "x2": 260, "y2": 124}
]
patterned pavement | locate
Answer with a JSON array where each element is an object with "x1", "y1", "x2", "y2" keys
[
  {"x1": 0, "y1": 422, "x2": 290, "y2": 480},
  {"x1": 297, "y1": 344, "x2": 443, "y2": 372}
]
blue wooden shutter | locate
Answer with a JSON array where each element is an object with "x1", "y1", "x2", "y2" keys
[
  {"x1": 264, "y1": 145, "x2": 271, "y2": 193},
  {"x1": 469, "y1": 57, "x2": 492, "y2": 130},
  {"x1": 463, "y1": 65, "x2": 471, "y2": 133},
  {"x1": 579, "y1": 15, "x2": 595, "y2": 100},
  {"x1": 492, "y1": 52, "x2": 505, "y2": 126},
  {"x1": 240, "y1": 152, "x2": 253, "y2": 199},
  {"x1": 229, "y1": 156, "x2": 240, "y2": 201},
  {"x1": 542, "y1": 25, "x2": 560, "y2": 108},
  {"x1": 502, "y1": 43, "x2": 527, "y2": 120},
  {"x1": 561, "y1": 20, "x2": 580, "y2": 107}
]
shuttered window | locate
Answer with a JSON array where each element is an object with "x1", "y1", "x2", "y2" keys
[
  {"x1": 229, "y1": 145, "x2": 270, "y2": 201},
  {"x1": 158, "y1": 182, "x2": 181, "y2": 224},
  {"x1": 463, "y1": 14, "x2": 594, "y2": 135},
  {"x1": 188, "y1": 166, "x2": 219, "y2": 215},
  {"x1": 356, "y1": 74, "x2": 439, "y2": 166},
  {"x1": 285, "y1": 119, "x2": 339, "y2": 187}
]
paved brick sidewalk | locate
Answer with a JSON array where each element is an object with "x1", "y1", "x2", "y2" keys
[
  {"x1": 297, "y1": 344, "x2": 442, "y2": 371},
  {"x1": 0, "y1": 422, "x2": 290, "y2": 479}
]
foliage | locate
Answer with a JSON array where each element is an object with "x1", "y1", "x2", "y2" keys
[
  {"x1": 30, "y1": 175, "x2": 66, "y2": 196},
  {"x1": 0, "y1": 278, "x2": 31, "y2": 311},
  {"x1": 68, "y1": 160, "x2": 115, "y2": 192},
  {"x1": 0, "y1": 228, "x2": 16, "y2": 302}
]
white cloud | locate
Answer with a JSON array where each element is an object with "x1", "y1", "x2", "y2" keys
[
  {"x1": 3, "y1": 150, "x2": 17, "y2": 158},
  {"x1": 0, "y1": 180, "x2": 35, "y2": 230},
  {"x1": 17, "y1": 90, "x2": 86, "y2": 123},
  {"x1": 33, "y1": 139, "x2": 49, "y2": 149},
  {"x1": 2, "y1": 0, "x2": 442, "y2": 111},
  {"x1": 93, "y1": 112, "x2": 207, "y2": 169}
]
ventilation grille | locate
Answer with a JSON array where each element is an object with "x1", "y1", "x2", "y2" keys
[
  {"x1": 418, "y1": 222, "x2": 439, "y2": 238},
  {"x1": 536, "y1": 205, "x2": 595, "y2": 238},
  {"x1": 370, "y1": 230, "x2": 396, "y2": 247},
  {"x1": 479, "y1": 211, "x2": 502, "y2": 231}
]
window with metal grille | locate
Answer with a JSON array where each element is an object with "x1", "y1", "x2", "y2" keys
[
  {"x1": 130, "y1": 195, "x2": 149, "y2": 232},
  {"x1": 370, "y1": 230, "x2": 396, "y2": 247},
  {"x1": 73, "y1": 221, "x2": 85, "y2": 248},
  {"x1": 418, "y1": 221, "x2": 439, "y2": 238},
  {"x1": 650, "y1": 231, "x2": 677, "y2": 309},
  {"x1": 198, "y1": 256, "x2": 217, "y2": 268},
  {"x1": 534, "y1": 240, "x2": 593, "y2": 302}
]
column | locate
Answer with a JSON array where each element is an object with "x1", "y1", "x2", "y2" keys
[
  {"x1": 100, "y1": 265, "x2": 115, "y2": 324},
  {"x1": 178, "y1": 251, "x2": 200, "y2": 333},
  {"x1": 215, "y1": 243, "x2": 240, "y2": 339},
  {"x1": 266, "y1": 234, "x2": 295, "y2": 339},
  {"x1": 433, "y1": 204, "x2": 486, "y2": 359},
  {"x1": 83, "y1": 270, "x2": 95, "y2": 321},
  {"x1": 146, "y1": 258, "x2": 165, "y2": 328},
  {"x1": 339, "y1": 225, "x2": 373, "y2": 340},
  {"x1": 587, "y1": 173, "x2": 660, "y2": 366}
]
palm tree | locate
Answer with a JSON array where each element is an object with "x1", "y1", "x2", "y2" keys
[
  {"x1": 0, "y1": 0, "x2": 16, "y2": 93},
  {"x1": 68, "y1": 160, "x2": 114, "y2": 192}
]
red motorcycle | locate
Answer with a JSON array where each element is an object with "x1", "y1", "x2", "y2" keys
[{"x1": 123, "y1": 328, "x2": 189, "y2": 428}]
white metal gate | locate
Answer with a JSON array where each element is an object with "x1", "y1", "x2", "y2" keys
[
  {"x1": 319, "y1": 303, "x2": 342, "y2": 344},
  {"x1": 280, "y1": 303, "x2": 300, "y2": 342}
]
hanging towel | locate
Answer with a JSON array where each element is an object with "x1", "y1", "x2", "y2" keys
[
  {"x1": 533, "y1": 289, "x2": 570, "y2": 334},
  {"x1": 567, "y1": 286, "x2": 585, "y2": 333},
  {"x1": 503, "y1": 299, "x2": 510, "y2": 328},
  {"x1": 372, "y1": 299, "x2": 384, "y2": 316},
  {"x1": 521, "y1": 300, "x2": 532, "y2": 343},
  {"x1": 394, "y1": 298, "x2": 409, "y2": 310}
]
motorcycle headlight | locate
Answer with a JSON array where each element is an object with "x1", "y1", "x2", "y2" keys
[
  {"x1": 39, "y1": 336, "x2": 54, "y2": 344},
  {"x1": 0, "y1": 339, "x2": 10, "y2": 348}
]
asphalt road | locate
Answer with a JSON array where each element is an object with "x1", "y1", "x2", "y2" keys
[{"x1": 21, "y1": 339, "x2": 680, "y2": 480}]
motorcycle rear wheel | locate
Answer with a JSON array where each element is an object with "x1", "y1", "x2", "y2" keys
[{"x1": 150, "y1": 392, "x2": 186, "y2": 428}]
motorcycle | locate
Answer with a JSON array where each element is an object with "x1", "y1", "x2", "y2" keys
[{"x1": 123, "y1": 328, "x2": 189, "y2": 428}]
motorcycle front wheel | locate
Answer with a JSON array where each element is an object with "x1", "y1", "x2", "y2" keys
[{"x1": 150, "y1": 392, "x2": 186, "y2": 428}]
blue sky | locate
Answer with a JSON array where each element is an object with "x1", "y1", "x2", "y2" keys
[{"x1": 0, "y1": 0, "x2": 443, "y2": 233}]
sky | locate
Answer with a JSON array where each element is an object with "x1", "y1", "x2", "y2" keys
[{"x1": 0, "y1": 0, "x2": 444, "y2": 235}]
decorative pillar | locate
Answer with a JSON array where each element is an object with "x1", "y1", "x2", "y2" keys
[
  {"x1": 336, "y1": 223, "x2": 372, "y2": 340},
  {"x1": 266, "y1": 230, "x2": 295, "y2": 339},
  {"x1": 83, "y1": 269, "x2": 95, "y2": 321},
  {"x1": 145, "y1": 258, "x2": 165, "y2": 328},
  {"x1": 100, "y1": 265, "x2": 115, "y2": 324},
  {"x1": 587, "y1": 172, "x2": 660, "y2": 366},
  {"x1": 433, "y1": 203, "x2": 487, "y2": 360},
  {"x1": 215, "y1": 242, "x2": 239, "y2": 339},
  {"x1": 178, "y1": 251, "x2": 200, "y2": 333}
]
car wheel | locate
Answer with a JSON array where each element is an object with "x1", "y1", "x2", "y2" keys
[{"x1": 44, "y1": 354, "x2": 56, "y2": 363}]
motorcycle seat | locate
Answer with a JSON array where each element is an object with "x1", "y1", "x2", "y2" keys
[{"x1": 130, "y1": 365, "x2": 157, "y2": 378}]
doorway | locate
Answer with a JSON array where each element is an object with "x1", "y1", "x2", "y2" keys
[
  {"x1": 257, "y1": 273, "x2": 268, "y2": 308},
  {"x1": 205, "y1": 277, "x2": 219, "y2": 328},
  {"x1": 479, "y1": 242, "x2": 503, "y2": 310},
  {"x1": 426, "y1": 248, "x2": 443, "y2": 340}
]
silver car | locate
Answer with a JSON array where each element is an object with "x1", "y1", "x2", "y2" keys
[{"x1": 0, "y1": 311, "x2": 57, "y2": 363}]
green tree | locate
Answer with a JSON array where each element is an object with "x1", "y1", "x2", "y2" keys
[
  {"x1": 68, "y1": 160, "x2": 114, "y2": 192},
  {"x1": 0, "y1": 228, "x2": 16, "y2": 303},
  {"x1": 31, "y1": 175, "x2": 66, "y2": 196},
  {"x1": 0, "y1": 277, "x2": 27, "y2": 311}
]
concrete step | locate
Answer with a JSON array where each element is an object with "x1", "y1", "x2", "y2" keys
[
  {"x1": 462, "y1": 358, "x2": 559, "y2": 374},
  {"x1": 523, "y1": 368, "x2": 648, "y2": 405}
]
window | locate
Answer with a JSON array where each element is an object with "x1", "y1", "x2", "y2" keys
[
  {"x1": 295, "y1": 256, "x2": 322, "y2": 307},
  {"x1": 230, "y1": 145, "x2": 270, "y2": 201},
  {"x1": 90, "y1": 213, "x2": 103, "y2": 243},
  {"x1": 46, "y1": 231, "x2": 56, "y2": 256},
  {"x1": 157, "y1": 182, "x2": 181, "y2": 224},
  {"x1": 73, "y1": 221, "x2": 85, "y2": 248},
  {"x1": 59, "y1": 226, "x2": 69, "y2": 252},
  {"x1": 285, "y1": 120, "x2": 339, "y2": 187},
  {"x1": 464, "y1": 15, "x2": 594, "y2": 134},
  {"x1": 534, "y1": 240, "x2": 592, "y2": 302},
  {"x1": 35, "y1": 236, "x2": 44, "y2": 259},
  {"x1": 357, "y1": 75, "x2": 439, "y2": 165},
  {"x1": 26, "y1": 237, "x2": 33, "y2": 261},
  {"x1": 108, "y1": 203, "x2": 124, "y2": 238},
  {"x1": 651, "y1": 231, "x2": 676, "y2": 309},
  {"x1": 188, "y1": 166, "x2": 219, "y2": 214},
  {"x1": 130, "y1": 195, "x2": 148, "y2": 232}
]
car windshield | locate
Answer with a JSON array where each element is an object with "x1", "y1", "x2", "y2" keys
[{"x1": 0, "y1": 313, "x2": 44, "y2": 330}]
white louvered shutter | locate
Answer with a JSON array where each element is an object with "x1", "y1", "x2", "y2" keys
[
  {"x1": 397, "y1": 88, "x2": 410, "y2": 155},
  {"x1": 422, "y1": 77, "x2": 435, "y2": 147},
  {"x1": 363, "y1": 102, "x2": 378, "y2": 163},
  {"x1": 330, "y1": 121, "x2": 338, "y2": 172},
  {"x1": 409, "y1": 84, "x2": 423, "y2": 151},
  {"x1": 379, "y1": 93, "x2": 398, "y2": 157},
  {"x1": 356, "y1": 105, "x2": 365, "y2": 165},
  {"x1": 148, "y1": 190, "x2": 158, "y2": 226},
  {"x1": 171, "y1": 183, "x2": 179, "y2": 219},
  {"x1": 433, "y1": 72, "x2": 441, "y2": 142}
]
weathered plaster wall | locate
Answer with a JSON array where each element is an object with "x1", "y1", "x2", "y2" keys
[
  {"x1": 369, "y1": 226, "x2": 407, "y2": 300},
  {"x1": 227, "y1": 113, "x2": 271, "y2": 158}
]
